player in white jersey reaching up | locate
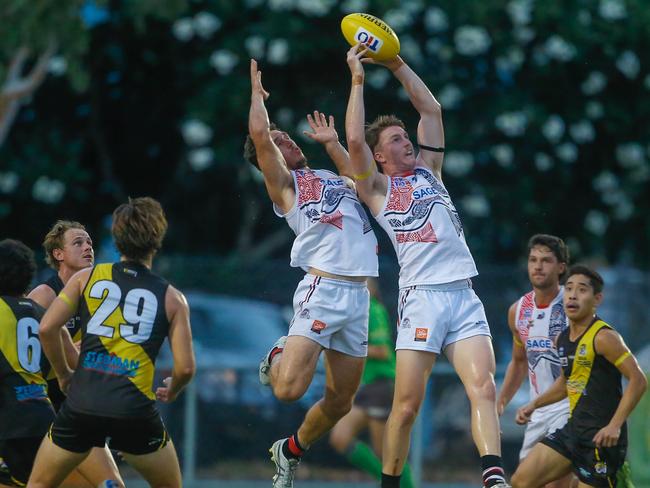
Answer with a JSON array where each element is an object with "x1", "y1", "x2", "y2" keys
[
  {"x1": 245, "y1": 59, "x2": 379, "y2": 488},
  {"x1": 497, "y1": 234, "x2": 573, "y2": 488},
  {"x1": 344, "y1": 44, "x2": 509, "y2": 488}
]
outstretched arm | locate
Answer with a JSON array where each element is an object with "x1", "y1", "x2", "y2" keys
[
  {"x1": 372, "y1": 56, "x2": 444, "y2": 178},
  {"x1": 303, "y1": 111, "x2": 351, "y2": 177},
  {"x1": 248, "y1": 59, "x2": 294, "y2": 213},
  {"x1": 592, "y1": 329, "x2": 647, "y2": 447},
  {"x1": 344, "y1": 44, "x2": 387, "y2": 214}
]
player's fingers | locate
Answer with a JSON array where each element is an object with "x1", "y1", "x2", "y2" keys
[{"x1": 328, "y1": 115, "x2": 335, "y2": 127}]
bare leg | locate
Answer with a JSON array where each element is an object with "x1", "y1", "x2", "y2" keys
[
  {"x1": 70, "y1": 446, "x2": 123, "y2": 487},
  {"x1": 329, "y1": 406, "x2": 368, "y2": 453},
  {"x1": 382, "y1": 350, "x2": 436, "y2": 475},
  {"x1": 511, "y1": 443, "x2": 572, "y2": 488},
  {"x1": 297, "y1": 349, "x2": 364, "y2": 446},
  {"x1": 271, "y1": 336, "x2": 322, "y2": 402},
  {"x1": 120, "y1": 441, "x2": 181, "y2": 488},
  {"x1": 27, "y1": 437, "x2": 90, "y2": 488},
  {"x1": 367, "y1": 417, "x2": 386, "y2": 456},
  {"x1": 445, "y1": 335, "x2": 500, "y2": 455},
  {"x1": 544, "y1": 473, "x2": 576, "y2": 488}
]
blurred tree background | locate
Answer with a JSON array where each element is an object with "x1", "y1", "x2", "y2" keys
[{"x1": 1, "y1": 0, "x2": 649, "y2": 266}]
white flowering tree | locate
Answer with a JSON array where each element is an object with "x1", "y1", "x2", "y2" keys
[{"x1": 2, "y1": 0, "x2": 650, "y2": 266}]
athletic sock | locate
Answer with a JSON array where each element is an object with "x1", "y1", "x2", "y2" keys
[
  {"x1": 381, "y1": 473, "x2": 401, "y2": 488},
  {"x1": 282, "y1": 433, "x2": 305, "y2": 460},
  {"x1": 345, "y1": 441, "x2": 382, "y2": 479},
  {"x1": 481, "y1": 455, "x2": 506, "y2": 487},
  {"x1": 268, "y1": 346, "x2": 283, "y2": 365},
  {"x1": 400, "y1": 462, "x2": 416, "y2": 488}
]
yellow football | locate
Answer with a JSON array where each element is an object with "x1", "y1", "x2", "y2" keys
[{"x1": 340, "y1": 13, "x2": 400, "y2": 61}]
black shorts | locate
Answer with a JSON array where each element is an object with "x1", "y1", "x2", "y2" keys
[
  {"x1": 50, "y1": 402, "x2": 170, "y2": 455},
  {"x1": 354, "y1": 378, "x2": 394, "y2": 419},
  {"x1": 47, "y1": 378, "x2": 66, "y2": 412},
  {"x1": 0, "y1": 436, "x2": 43, "y2": 486},
  {"x1": 541, "y1": 422, "x2": 626, "y2": 487}
]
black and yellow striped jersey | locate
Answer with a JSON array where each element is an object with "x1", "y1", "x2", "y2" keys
[
  {"x1": 41, "y1": 273, "x2": 83, "y2": 343},
  {"x1": 557, "y1": 317, "x2": 627, "y2": 443},
  {"x1": 65, "y1": 262, "x2": 170, "y2": 418},
  {"x1": 0, "y1": 296, "x2": 55, "y2": 439}
]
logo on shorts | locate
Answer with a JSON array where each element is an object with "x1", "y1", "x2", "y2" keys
[
  {"x1": 414, "y1": 328, "x2": 428, "y2": 342},
  {"x1": 299, "y1": 308, "x2": 310, "y2": 319},
  {"x1": 311, "y1": 320, "x2": 327, "y2": 334},
  {"x1": 594, "y1": 461, "x2": 607, "y2": 475},
  {"x1": 579, "y1": 467, "x2": 591, "y2": 479},
  {"x1": 400, "y1": 318, "x2": 411, "y2": 329}
]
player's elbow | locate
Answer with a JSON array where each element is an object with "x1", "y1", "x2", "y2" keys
[
  {"x1": 174, "y1": 360, "x2": 196, "y2": 383},
  {"x1": 635, "y1": 370, "x2": 648, "y2": 394},
  {"x1": 346, "y1": 133, "x2": 366, "y2": 150}
]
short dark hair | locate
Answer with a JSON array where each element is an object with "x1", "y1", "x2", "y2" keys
[
  {"x1": 365, "y1": 114, "x2": 406, "y2": 153},
  {"x1": 527, "y1": 234, "x2": 570, "y2": 276},
  {"x1": 0, "y1": 239, "x2": 37, "y2": 296},
  {"x1": 566, "y1": 264, "x2": 604, "y2": 294},
  {"x1": 112, "y1": 197, "x2": 168, "y2": 262},
  {"x1": 243, "y1": 122, "x2": 278, "y2": 170}
]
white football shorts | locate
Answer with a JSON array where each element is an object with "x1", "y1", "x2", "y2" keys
[
  {"x1": 288, "y1": 274, "x2": 369, "y2": 357},
  {"x1": 520, "y1": 403, "x2": 570, "y2": 460},
  {"x1": 395, "y1": 279, "x2": 491, "y2": 354}
]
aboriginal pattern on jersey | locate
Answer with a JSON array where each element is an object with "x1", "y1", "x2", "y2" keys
[
  {"x1": 385, "y1": 168, "x2": 464, "y2": 241},
  {"x1": 295, "y1": 169, "x2": 372, "y2": 233},
  {"x1": 557, "y1": 318, "x2": 626, "y2": 441},
  {"x1": 67, "y1": 262, "x2": 170, "y2": 417},
  {"x1": 0, "y1": 297, "x2": 54, "y2": 439},
  {"x1": 515, "y1": 291, "x2": 567, "y2": 395}
]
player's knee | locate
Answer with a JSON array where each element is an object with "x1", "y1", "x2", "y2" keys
[
  {"x1": 510, "y1": 469, "x2": 527, "y2": 488},
  {"x1": 328, "y1": 429, "x2": 351, "y2": 453},
  {"x1": 273, "y1": 381, "x2": 307, "y2": 403},
  {"x1": 466, "y1": 374, "x2": 496, "y2": 403},
  {"x1": 392, "y1": 402, "x2": 419, "y2": 427}
]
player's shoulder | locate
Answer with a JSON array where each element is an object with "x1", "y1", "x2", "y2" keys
[{"x1": 165, "y1": 285, "x2": 189, "y2": 312}]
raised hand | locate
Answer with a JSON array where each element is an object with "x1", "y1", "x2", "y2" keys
[
  {"x1": 250, "y1": 59, "x2": 269, "y2": 100},
  {"x1": 303, "y1": 111, "x2": 338, "y2": 145},
  {"x1": 346, "y1": 43, "x2": 369, "y2": 81}
]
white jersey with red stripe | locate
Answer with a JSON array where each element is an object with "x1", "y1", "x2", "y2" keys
[
  {"x1": 374, "y1": 165, "x2": 477, "y2": 288},
  {"x1": 274, "y1": 168, "x2": 378, "y2": 277},
  {"x1": 514, "y1": 287, "x2": 569, "y2": 414}
]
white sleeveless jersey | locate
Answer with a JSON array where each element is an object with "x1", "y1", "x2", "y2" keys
[
  {"x1": 515, "y1": 287, "x2": 569, "y2": 413},
  {"x1": 274, "y1": 169, "x2": 378, "y2": 277},
  {"x1": 374, "y1": 166, "x2": 477, "y2": 288}
]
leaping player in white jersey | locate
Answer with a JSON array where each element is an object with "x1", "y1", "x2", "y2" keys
[
  {"x1": 245, "y1": 59, "x2": 379, "y2": 488},
  {"x1": 344, "y1": 44, "x2": 509, "y2": 488},
  {"x1": 497, "y1": 234, "x2": 573, "y2": 488}
]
